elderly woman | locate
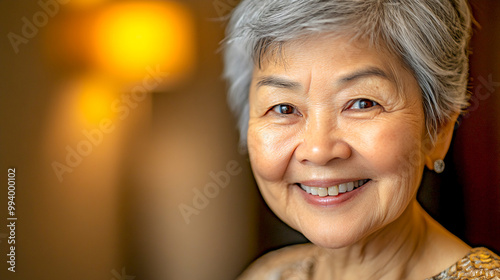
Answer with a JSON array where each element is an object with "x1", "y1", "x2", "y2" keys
[{"x1": 223, "y1": 0, "x2": 499, "y2": 279}]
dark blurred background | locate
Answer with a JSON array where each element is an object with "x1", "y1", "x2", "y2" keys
[{"x1": 0, "y1": 0, "x2": 499, "y2": 279}]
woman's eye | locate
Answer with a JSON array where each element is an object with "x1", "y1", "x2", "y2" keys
[
  {"x1": 349, "y1": 99, "x2": 379, "y2": 110},
  {"x1": 272, "y1": 104, "x2": 297, "y2": 115}
]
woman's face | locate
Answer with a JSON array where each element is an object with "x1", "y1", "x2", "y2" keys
[{"x1": 248, "y1": 35, "x2": 429, "y2": 248}]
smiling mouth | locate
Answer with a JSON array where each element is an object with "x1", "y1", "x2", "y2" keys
[{"x1": 297, "y1": 179, "x2": 370, "y2": 197}]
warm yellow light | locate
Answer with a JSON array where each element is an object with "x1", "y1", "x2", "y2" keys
[
  {"x1": 91, "y1": 1, "x2": 196, "y2": 81},
  {"x1": 77, "y1": 77, "x2": 119, "y2": 125}
]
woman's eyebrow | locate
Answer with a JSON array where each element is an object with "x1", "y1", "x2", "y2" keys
[
  {"x1": 255, "y1": 76, "x2": 302, "y2": 90},
  {"x1": 255, "y1": 66, "x2": 395, "y2": 91},
  {"x1": 338, "y1": 67, "x2": 395, "y2": 84}
]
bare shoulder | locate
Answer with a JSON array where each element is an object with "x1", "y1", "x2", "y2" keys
[{"x1": 236, "y1": 243, "x2": 317, "y2": 280}]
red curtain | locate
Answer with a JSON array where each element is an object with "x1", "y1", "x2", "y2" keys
[{"x1": 454, "y1": 0, "x2": 500, "y2": 252}]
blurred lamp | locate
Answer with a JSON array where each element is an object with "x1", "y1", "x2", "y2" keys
[{"x1": 91, "y1": 1, "x2": 196, "y2": 83}]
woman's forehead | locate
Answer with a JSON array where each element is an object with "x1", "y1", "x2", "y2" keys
[{"x1": 253, "y1": 34, "x2": 412, "y2": 95}]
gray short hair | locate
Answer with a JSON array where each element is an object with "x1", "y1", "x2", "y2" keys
[{"x1": 223, "y1": 0, "x2": 472, "y2": 146}]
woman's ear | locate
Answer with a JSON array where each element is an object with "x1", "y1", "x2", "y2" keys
[{"x1": 424, "y1": 113, "x2": 460, "y2": 171}]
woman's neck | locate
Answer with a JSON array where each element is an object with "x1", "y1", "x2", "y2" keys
[{"x1": 313, "y1": 200, "x2": 470, "y2": 280}]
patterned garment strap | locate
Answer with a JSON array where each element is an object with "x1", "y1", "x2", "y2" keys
[{"x1": 427, "y1": 248, "x2": 500, "y2": 280}]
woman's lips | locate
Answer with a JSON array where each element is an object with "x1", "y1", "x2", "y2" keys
[
  {"x1": 295, "y1": 179, "x2": 371, "y2": 206},
  {"x1": 297, "y1": 179, "x2": 370, "y2": 197}
]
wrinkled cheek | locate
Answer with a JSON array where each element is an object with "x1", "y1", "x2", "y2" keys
[
  {"x1": 376, "y1": 145, "x2": 423, "y2": 183},
  {"x1": 392, "y1": 133, "x2": 425, "y2": 186},
  {"x1": 248, "y1": 125, "x2": 296, "y2": 183},
  {"x1": 396, "y1": 146, "x2": 426, "y2": 186},
  {"x1": 365, "y1": 120, "x2": 425, "y2": 178},
  {"x1": 368, "y1": 128, "x2": 425, "y2": 216}
]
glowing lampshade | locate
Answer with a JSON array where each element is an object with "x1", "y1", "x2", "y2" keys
[{"x1": 91, "y1": 1, "x2": 196, "y2": 82}]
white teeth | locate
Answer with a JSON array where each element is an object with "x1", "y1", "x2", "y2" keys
[
  {"x1": 311, "y1": 187, "x2": 318, "y2": 195},
  {"x1": 338, "y1": 183, "x2": 347, "y2": 193},
  {"x1": 318, "y1": 188, "x2": 328, "y2": 197},
  {"x1": 299, "y1": 180, "x2": 369, "y2": 197},
  {"x1": 328, "y1": 186, "x2": 339, "y2": 196},
  {"x1": 347, "y1": 182, "x2": 354, "y2": 192}
]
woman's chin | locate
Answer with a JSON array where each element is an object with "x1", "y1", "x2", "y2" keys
[
  {"x1": 294, "y1": 222, "x2": 365, "y2": 250},
  {"x1": 305, "y1": 233, "x2": 360, "y2": 250}
]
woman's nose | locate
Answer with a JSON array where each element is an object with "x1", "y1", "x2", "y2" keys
[{"x1": 294, "y1": 116, "x2": 352, "y2": 166}]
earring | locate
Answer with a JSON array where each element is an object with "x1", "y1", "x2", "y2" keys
[{"x1": 434, "y1": 159, "x2": 445, "y2": 174}]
